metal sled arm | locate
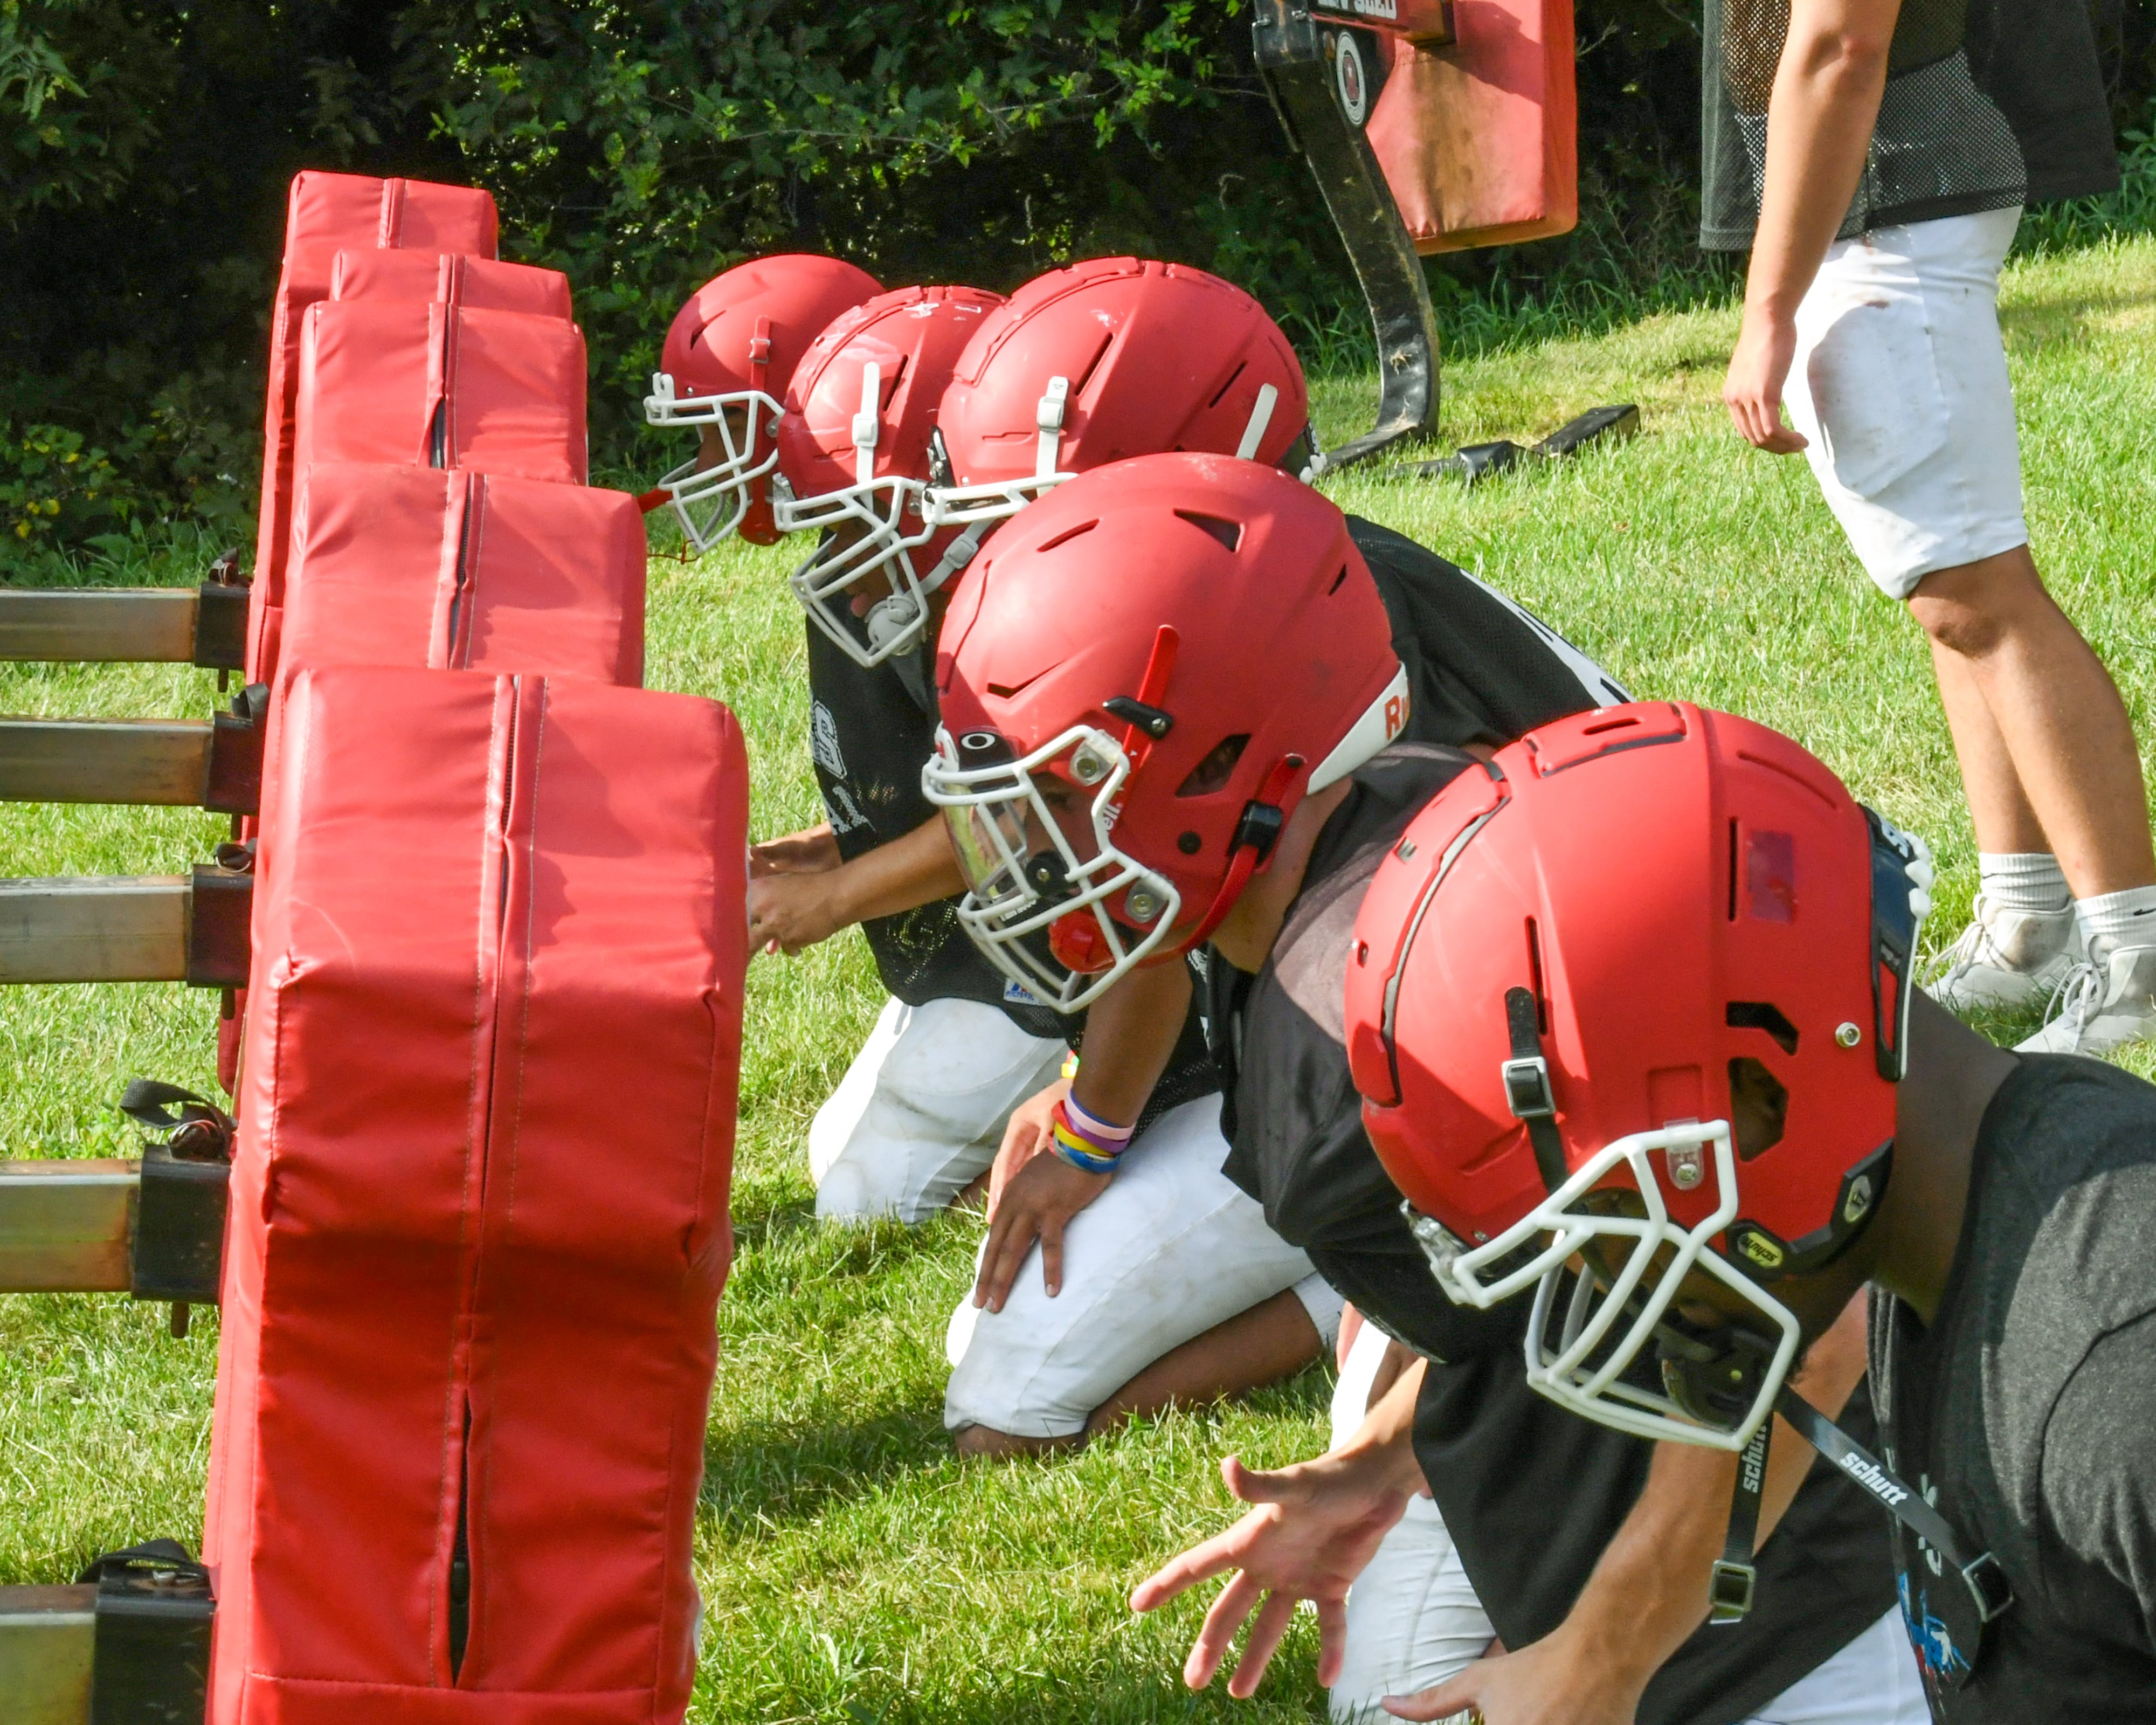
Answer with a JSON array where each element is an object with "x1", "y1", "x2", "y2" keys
[
  {"x1": 0, "y1": 714, "x2": 262, "y2": 813},
  {"x1": 1253, "y1": 0, "x2": 1441, "y2": 471},
  {"x1": 0, "y1": 868, "x2": 250, "y2": 987},
  {"x1": 0, "y1": 1586, "x2": 96, "y2": 1725},
  {"x1": 0, "y1": 583, "x2": 247, "y2": 670}
]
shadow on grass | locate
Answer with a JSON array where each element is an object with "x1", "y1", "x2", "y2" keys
[
  {"x1": 700, "y1": 1403, "x2": 952, "y2": 1539},
  {"x1": 2000, "y1": 277, "x2": 2156, "y2": 348}
]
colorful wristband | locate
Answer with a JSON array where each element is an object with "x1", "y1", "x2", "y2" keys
[{"x1": 1048, "y1": 1096, "x2": 1133, "y2": 1175}]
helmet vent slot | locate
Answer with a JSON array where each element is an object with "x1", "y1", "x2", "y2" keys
[
  {"x1": 1728, "y1": 1057, "x2": 1790, "y2": 1160},
  {"x1": 1034, "y1": 519, "x2": 1098, "y2": 554},
  {"x1": 1207, "y1": 360, "x2": 1249, "y2": 409},
  {"x1": 1173, "y1": 510, "x2": 1243, "y2": 553},
  {"x1": 1177, "y1": 734, "x2": 1250, "y2": 798},
  {"x1": 1725, "y1": 1001, "x2": 1800, "y2": 1055},
  {"x1": 1328, "y1": 562, "x2": 1350, "y2": 594}
]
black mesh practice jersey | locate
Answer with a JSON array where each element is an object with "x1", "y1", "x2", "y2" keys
[
  {"x1": 1348, "y1": 516, "x2": 1630, "y2": 744},
  {"x1": 1701, "y1": 0, "x2": 2118, "y2": 250},
  {"x1": 1206, "y1": 744, "x2": 1898, "y2": 1725}
]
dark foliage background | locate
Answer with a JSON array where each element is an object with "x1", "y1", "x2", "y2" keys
[{"x1": 2, "y1": 0, "x2": 2150, "y2": 571}]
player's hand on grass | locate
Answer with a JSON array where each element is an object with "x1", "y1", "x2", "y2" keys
[
  {"x1": 1723, "y1": 307, "x2": 1809, "y2": 455},
  {"x1": 973, "y1": 1131, "x2": 1107, "y2": 1310},
  {"x1": 749, "y1": 824, "x2": 842, "y2": 878},
  {"x1": 1129, "y1": 1451, "x2": 1413, "y2": 1699},
  {"x1": 1380, "y1": 1625, "x2": 1641, "y2": 1724},
  {"x1": 747, "y1": 868, "x2": 847, "y2": 957}
]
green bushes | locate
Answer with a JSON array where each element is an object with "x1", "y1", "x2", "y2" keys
[{"x1": 1, "y1": 0, "x2": 2151, "y2": 571}]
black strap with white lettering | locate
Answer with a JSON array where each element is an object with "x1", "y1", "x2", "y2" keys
[
  {"x1": 1709, "y1": 1421, "x2": 1770, "y2": 1624},
  {"x1": 1775, "y1": 1385, "x2": 2013, "y2": 1625}
]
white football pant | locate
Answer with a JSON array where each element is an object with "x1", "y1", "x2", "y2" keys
[
  {"x1": 944, "y1": 1094, "x2": 1341, "y2": 1439},
  {"x1": 809, "y1": 995, "x2": 1067, "y2": 1224}
]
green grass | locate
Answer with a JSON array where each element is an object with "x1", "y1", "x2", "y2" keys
[{"x1": 4, "y1": 232, "x2": 2155, "y2": 1721}]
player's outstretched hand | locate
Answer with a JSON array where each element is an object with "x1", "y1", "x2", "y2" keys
[
  {"x1": 972, "y1": 1129, "x2": 1108, "y2": 1310},
  {"x1": 1130, "y1": 1451, "x2": 1413, "y2": 1700},
  {"x1": 1380, "y1": 1629, "x2": 1641, "y2": 1724}
]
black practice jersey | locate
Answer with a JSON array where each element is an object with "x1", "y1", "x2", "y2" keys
[
  {"x1": 1869, "y1": 1055, "x2": 2156, "y2": 1719},
  {"x1": 1348, "y1": 516, "x2": 1631, "y2": 744},
  {"x1": 1206, "y1": 744, "x2": 1899, "y2": 1724}
]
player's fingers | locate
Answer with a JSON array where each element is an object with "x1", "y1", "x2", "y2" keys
[
  {"x1": 1039, "y1": 1215, "x2": 1065, "y2": 1299},
  {"x1": 1221, "y1": 1453, "x2": 1304, "y2": 1507},
  {"x1": 1185, "y1": 1572, "x2": 1264, "y2": 1688},
  {"x1": 1226, "y1": 1591, "x2": 1300, "y2": 1699},
  {"x1": 1314, "y1": 1596, "x2": 1350, "y2": 1689},
  {"x1": 974, "y1": 1210, "x2": 1026, "y2": 1309},
  {"x1": 1130, "y1": 1534, "x2": 1239, "y2": 1613},
  {"x1": 1380, "y1": 1666, "x2": 1482, "y2": 1721}
]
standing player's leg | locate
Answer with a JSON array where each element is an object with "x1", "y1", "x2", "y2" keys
[
  {"x1": 811, "y1": 996, "x2": 1067, "y2": 1224},
  {"x1": 1781, "y1": 206, "x2": 2156, "y2": 1049},
  {"x1": 942, "y1": 1094, "x2": 1332, "y2": 1453}
]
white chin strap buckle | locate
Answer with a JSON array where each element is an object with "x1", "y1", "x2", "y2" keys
[
  {"x1": 852, "y1": 361, "x2": 882, "y2": 487},
  {"x1": 1034, "y1": 375, "x2": 1069, "y2": 481},
  {"x1": 1235, "y1": 382, "x2": 1279, "y2": 461}
]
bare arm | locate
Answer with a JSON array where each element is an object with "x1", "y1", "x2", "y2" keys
[
  {"x1": 747, "y1": 815, "x2": 964, "y2": 955},
  {"x1": 1387, "y1": 1294, "x2": 1871, "y2": 1722},
  {"x1": 973, "y1": 956, "x2": 1197, "y2": 1308},
  {"x1": 1723, "y1": 0, "x2": 1901, "y2": 451}
]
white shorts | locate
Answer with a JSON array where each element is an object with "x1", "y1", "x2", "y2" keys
[
  {"x1": 943, "y1": 1094, "x2": 1340, "y2": 1438},
  {"x1": 1784, "y1": 205, "x2": 2028, "y2": 600},
  {"x1": 1322, "y1": 1331, "x2": 1926, "y2": 1723},
  {"x1": 808, "y1": 995, "x2": 1067, "y2": 1225},
  {"x1": 1329, "y1": 1322, "x2": 1492, "y2": 1723}
]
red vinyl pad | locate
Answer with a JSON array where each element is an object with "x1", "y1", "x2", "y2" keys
[
  {"x1": 331, "y1": 250, "x2": 573, "y2": 321},
  {"x1": 1367, "y1": 0, "x2": 1578, "y2": 253},
  {"x1": 206, "y1": 665, "x2": 747, "y2": 1724},
  {"x1": 266, "y1": 462, "x2": 645, "y2": 693},
  {"x1": 253, "y1": 174, "x2": 500, "y2": 634},
  {"x1": 289, "y1": 300, "x2": 586, "y2": 491}
]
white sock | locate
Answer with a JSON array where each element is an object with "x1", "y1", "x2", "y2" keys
[
  {"x1": 2076, "y1": 885, "x2": 2156, "y2": 955},
  {"x1": 1980, "y1": 852, "x2": 2069, "y2": 916}
]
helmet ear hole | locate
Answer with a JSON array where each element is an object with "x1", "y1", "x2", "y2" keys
[
  {"x1": 1728, "y1": 1057, "x2": 1789, "y2": 1161},
  {"x1": 1177, "y1": 734, "x2": 1250, "y2": 798}
]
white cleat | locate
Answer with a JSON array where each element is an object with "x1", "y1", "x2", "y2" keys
[
  {"x1": 1925, "y1": 894, "x2": 2078, "y2": 1013},
  {"x1": 2016, "y1": 940, "x2": 2156, "y2": 1055}
]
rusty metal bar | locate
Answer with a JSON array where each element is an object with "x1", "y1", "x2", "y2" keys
[
  {"x1": 0, "y1": 584, "x2": 246, "y2": 671},
  {"x1": 0, "y1": 1584, "x2": 96, "y2": 1725},
  {"x1": 0, "y1": 1160, "x2": 137, "y2": 1293}
]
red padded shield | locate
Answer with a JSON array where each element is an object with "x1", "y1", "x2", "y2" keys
[
  {"x1": 292, "y1": 302, "x2": 588, "y2": 486},
  {"x1": 206, "y1": 665, "x2": 746, "y2": 1724},
  {"x1": 264, "y1": 463, "x2": 645, "y2": 693},
  {"x1": 253, "y1": 175, "x2": 500, "y2": 635},
  {"x1": 1366, "y1": 0, "x2": 1578, "y2": 253},
  {"x1": 331, "y1": 250, "x2": 573, "y2": 321}
]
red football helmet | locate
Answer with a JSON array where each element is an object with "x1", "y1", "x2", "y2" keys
[
  {"x1": 642, "y1": 253, "x2": 881, "y2": 549},
  {"x1": 1344, "y1": 702, "x2": 1934, "y2": 1450},
  {"x1": 923, "y1": 452, "x2": 1410, "y2": 1011},
  {"x1": 922, "y1": 258, "x2": 1311, "y2": 529},
  {"x1": 771, "y1": 284, "x2": 1006, "y2": 666}
]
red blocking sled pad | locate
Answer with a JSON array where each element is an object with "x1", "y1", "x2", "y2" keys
[
  {"x1": 224, "y1": 463, "x2": 647, "y2": 1094},
  {"x1": 1367, "y1": 0, "x2": 1578, "y2": 253},
  {"x1": 254, "y1": 174, "x2": 500, "y2": 627},
  {"x1": 331, "y1": 249, "x2": 572, "y2": 321},
  {"x1": 292, "y1": 301, "x2": 588, "y2": 487},
  {"x1": 256, "y1": 463, "x2": 646, "y2": 693},
  {"x1": 206, "y1": 664, "x2": 747, "y2": 1724}
]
